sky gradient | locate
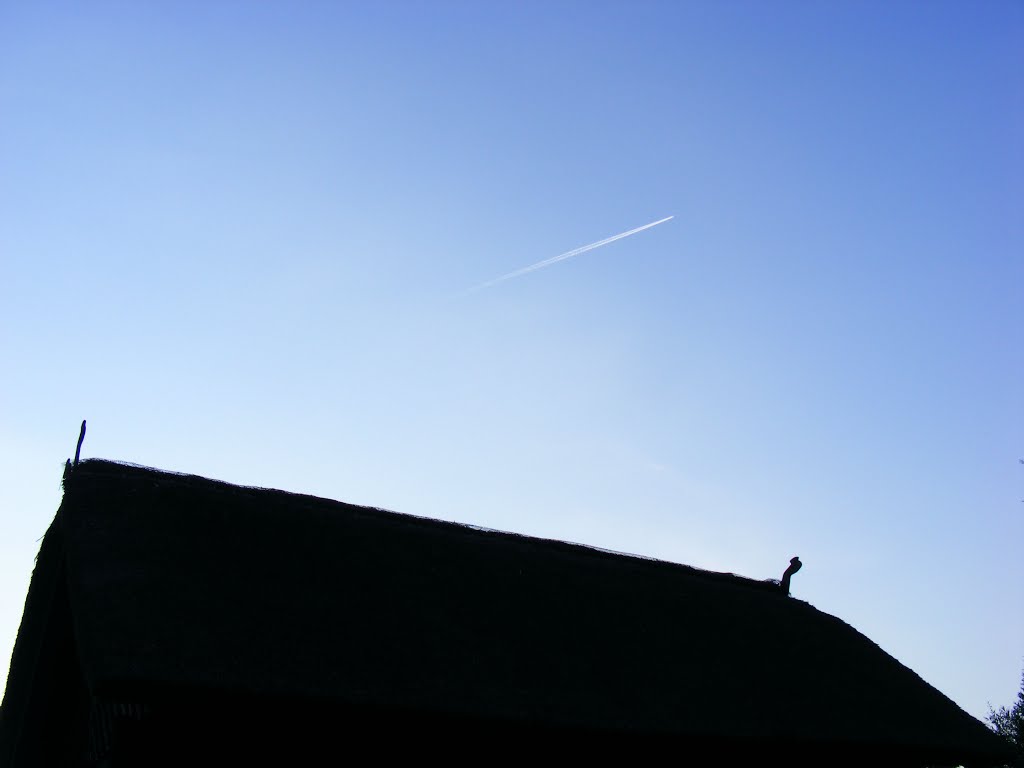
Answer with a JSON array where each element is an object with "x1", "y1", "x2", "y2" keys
[{"x1": 2, "y1": 1, "x2": 1022, "y2": 722}]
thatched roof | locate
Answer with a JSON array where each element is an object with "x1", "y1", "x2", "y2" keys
[{"x1": 1, "y1": 459, "x2": 1012, "y2": 766}]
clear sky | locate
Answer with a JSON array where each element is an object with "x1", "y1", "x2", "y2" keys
[{"x1": 1, "y1": 0, "x2": 1021, "y2": 722}]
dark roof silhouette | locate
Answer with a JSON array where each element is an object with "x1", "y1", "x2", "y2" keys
[{"x1": 0, "y1": 459, "x2": 1012, "y2": 766}]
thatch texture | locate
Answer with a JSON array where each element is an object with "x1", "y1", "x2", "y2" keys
[{"x1": 0, "y1": 459, "x2": 1011, "y2": 766}]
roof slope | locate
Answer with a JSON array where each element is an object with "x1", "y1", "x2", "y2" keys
[{"x1": 2, "y1": 459, "x2": 1011, "y2": 765}]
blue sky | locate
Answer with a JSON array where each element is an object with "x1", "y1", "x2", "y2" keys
[{"x1": 2, "y1": 1, "x2": 1022, "y2": 721}]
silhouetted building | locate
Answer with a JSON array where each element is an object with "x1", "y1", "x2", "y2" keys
[{"x1": 0, "y1": 460, "x2": 1012, "y2": 766}]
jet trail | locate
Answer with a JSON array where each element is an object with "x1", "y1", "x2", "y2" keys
[{"x1": 469, "y1": 215, "x2": 673, "y2": 292}]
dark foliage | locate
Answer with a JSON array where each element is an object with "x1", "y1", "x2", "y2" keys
[{"x1": 988, "y1": 667, "x2": 1024, "y2": 767}]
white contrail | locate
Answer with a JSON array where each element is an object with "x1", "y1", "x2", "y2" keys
[{"x1": 468, "y1": 215, "x2": 674, "y2": 292}]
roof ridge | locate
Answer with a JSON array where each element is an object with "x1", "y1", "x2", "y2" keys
[{"x1": 69, "y1": 458, "x2": 781, "y2": 595}]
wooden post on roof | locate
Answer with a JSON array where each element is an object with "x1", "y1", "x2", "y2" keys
[
  {"x1": 780, "y1": 556, "x2": 802, "y2": 596},
  {"x1": 74, "y1": 420, "x2": 86, "y2": 467}
]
